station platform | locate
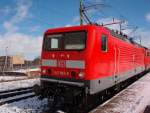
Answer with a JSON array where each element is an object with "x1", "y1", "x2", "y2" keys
[{"x1": 89, "y1": 72, "x2": 150, "y2": 113}]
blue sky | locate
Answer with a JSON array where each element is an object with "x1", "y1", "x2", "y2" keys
[{"x1": 0, "y1": 0, "x2": 150, "y2": 60}]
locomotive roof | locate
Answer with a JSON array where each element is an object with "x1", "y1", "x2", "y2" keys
[{"x1": 45, "y1": 24, "x2": 146, "y2": 49}]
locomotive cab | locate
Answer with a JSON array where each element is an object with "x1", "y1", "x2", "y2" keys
[
  {"x1": 41, "y1": 31, "x2": 87, "y2": 81},
  {"x1": 34, "y1": 25, "x2": 111, "y2": 99},
  {"x1": 35, "y1": 25, "x2": 98, "y2": 106}
]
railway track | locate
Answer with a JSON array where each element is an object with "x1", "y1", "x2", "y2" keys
[
  {"x1": 0, "y1": 72, "x2": 27, "y2": 76},
  {"x1": 0, "y1": 87, "x2": 35, "y2": 105}
]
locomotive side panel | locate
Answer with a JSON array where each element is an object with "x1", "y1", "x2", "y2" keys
[
  {"x1": 114, "y1": 38, "x2": 145, "y2": 83},
  {"x1": 87, "y1": 27, "x2": 146, "y2": 94},
  {"x1": 87, "y1": 27, "x2": 116, "y2": 94}
]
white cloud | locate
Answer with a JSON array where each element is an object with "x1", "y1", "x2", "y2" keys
[
  {"x1": 65, "y1": 24, "x2": 72, "y2": 27},
  {"x1": 64, "y1": 16, "x2": 79, "y2": 26},
  {"x1": 0, "y1": 32, "x2": 42, "y2": 60},
  {"x1": 97, "y1": 17, "x2": 131, "y2": 34},
  {"x1": 135, "y1": 29, "x2": 150, "y2": 47},
  {"x1": 0, "y1": 0, "x2": 43, "y2": 60},
  {"x1": 29, "y1": 26, "x2": 40, "y2": 32},
  {"x1": 97, "y1": 17, "x2": 150, "y2": 48},
  {"x1": 3, "y1": 21, "x2": 19, "y2": 32},
  {"x1": 72, "y1": 16, "x2": 80, "y2": 23},
  {"x1": 3, "y1": 0, "x2": 31, "y2": 32},
  {"x1": 14, "y1": 0, "x2": 31, "y2": 21},
  {"x1": 0, "y1": 6, "x2": 11, "y2": 14},
  {"x1": 146, "y1": 13, "x2": 150, "y2": 22}
]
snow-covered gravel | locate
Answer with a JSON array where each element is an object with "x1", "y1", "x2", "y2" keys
[
  {"x1": 0, "y1": 78, "x2": 40, "y2": 92},
  {"x1": 0, "y1": 76, "x2": 46, "y2": 113},
  {"x1": 0, "y1": 97, "x2": 48, "y2": 113},
  {"x1": 12, "y1": 68, "x2": 40, "y2": 73},
  {"x1": 0, "y1": 76, "x2": 27, "y2": 82},
  {"x1": 90, "y1": 73, "x2": 150, "y2": 113}
]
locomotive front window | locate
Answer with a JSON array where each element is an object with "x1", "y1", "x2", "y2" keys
[
  {"x1": 64, "y1": 32, "x2": 86, "y2": 50},
  {"x1": 43, "y1": 31, "x2": 86, "y2": 51},
  {"x1": 44, "y1": 34, "x2": 63, "y2": 51}
]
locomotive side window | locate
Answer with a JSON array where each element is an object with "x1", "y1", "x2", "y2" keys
[{"x1": 101, "y1": 35, "x2": 108, "y2": 52}]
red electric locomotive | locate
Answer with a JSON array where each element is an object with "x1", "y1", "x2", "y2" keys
[{"x1": 34, "y1": 24, "x2": 150, "y2": 111}]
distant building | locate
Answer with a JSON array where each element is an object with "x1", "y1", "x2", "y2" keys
[
  {"x1": 25, "y1": 57, "x2": 40, "y2": 68},
  {"x1": 32, "y1": 57, "x2": 40, "y2": 66},
  {"x1": 0, "y1": 56, "x2": 11, "y2": 71},
  {"x1": 12, "y1": 55, "x2": 25, "y2": 65},
  {"x1": 24, "y1": 60, "x2": 32, "y2": 67},
  {"x1": 0, "y1": 55, "x2": 25, "y2": 71}
]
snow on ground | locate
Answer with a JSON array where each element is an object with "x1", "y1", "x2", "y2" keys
[
  {"x1": 0, "y1": 97, "x2": 48, "y2": 113},
  {"x1": 0, "y1": 75, "x2": 43, "y2": 113},
  {"x1": 0, "y1": 76, "x2": 27, "y2": 82},
  {"x1": 90, "y1": 73, "x2": 150, "y2": 113},
  {"x1": 12, "y1": 68, "x2": 40, "y2": 73},
  {"x1": 0, "y1": 78, "x2": 40, "y2": 92}
]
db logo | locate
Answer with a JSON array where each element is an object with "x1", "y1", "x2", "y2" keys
[{"x1": 57, "y1": 60, "x2": 66, "y2": 68}]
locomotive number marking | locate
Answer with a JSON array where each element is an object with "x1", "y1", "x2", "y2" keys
[{"x1": 57, "y1": 60, "x2": 66, "y2": 68}]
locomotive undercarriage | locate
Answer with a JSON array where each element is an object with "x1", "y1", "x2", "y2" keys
[
  {"x1": 42, "y1": 81, "x2": 85, "y2": 104},
  {"x1": 33, "y1": 79, "x2": 113, "y2": 113},
  {"x1": 34, "y1": 80, "x2": 91, "y2": 113}
]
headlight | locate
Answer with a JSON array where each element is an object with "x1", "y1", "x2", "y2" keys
[
  {"x1": 42, "y1": 69, "x2": 46, "y2": 74},
  {"x1": 78, "y1": 72, "x2": 85, "y2": 78}
]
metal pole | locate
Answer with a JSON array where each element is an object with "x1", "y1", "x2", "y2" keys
[
  {"x1": 80, "y1": 0, "x2": 83, "y2": 25},
  {"x1": 139, "y1": 36, "x2": 142, "y2": 45},
  {"x1": 119, "y1": 23, "x2": 121, "y2": 32},
  {"x1": 3, "y1": 46, "x2": 8, "y2": 75}
]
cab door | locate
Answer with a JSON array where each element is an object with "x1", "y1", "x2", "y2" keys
[{"x1": 113, "y1": 44, "x2": 120, "y2": 84}]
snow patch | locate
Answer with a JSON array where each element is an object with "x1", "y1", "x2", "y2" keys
[
  {"x1": 0, "y1": 97, "x2": 48, "y2": 113},
  {"x1": 0, "y1": 76, "x2": 27, "y2": 82},
  {"x1": 0, "y1": 78, "x2": 40, "y2": 92}
]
